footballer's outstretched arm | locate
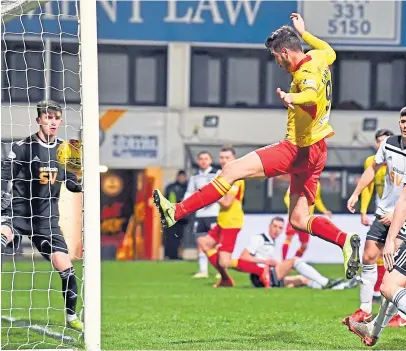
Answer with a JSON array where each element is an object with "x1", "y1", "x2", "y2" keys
[
  {"x1": 348, "y1": 139, "x2": 386, "y2": 213},
  {"x1": 291, "y1": 13, "x2": 336, "y2": 65},
  {"x1": 360, "y1": 157, "x2": 375, "y2": 215},
  {"x1": 290, "y1": 88, "x2": 318, "y2": 105},
  {"x1": 353, "y1": 163, "x2": 381, "y2": 197}
]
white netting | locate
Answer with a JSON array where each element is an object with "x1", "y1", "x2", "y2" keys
[{"x1": 1, "y1": 0, "x2": 84, "y2": 348}]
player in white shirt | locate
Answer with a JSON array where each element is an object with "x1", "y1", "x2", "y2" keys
[
  {"x1": 240, "y1": 217, "x2": 350, "y2": 289},
  {"x1": 346, "y1": 107, "x2": 406, "y2": 325},
  {"x1": 344, "y1": 107, "x2": 406, "y2": 346}
]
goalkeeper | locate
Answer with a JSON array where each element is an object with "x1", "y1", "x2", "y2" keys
[{"x1": 0, "y1": 100, "x2": 83, "y2": 332}]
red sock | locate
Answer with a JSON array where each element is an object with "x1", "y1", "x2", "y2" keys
[
  {"x1": 308, "y1": 216, "x2": 347, "y2": 248},
  {"x1": 207, "y1": 249, "x2": 229, "y2": 280},
  {"x1": 295, "y1": 245, "x2": 306, "y2": 258},
  {"x1": 375, "y1": 262, "x2": 386, "y2": 292},
  {"x1": 175, "y1": 177, "x2": 231, "y2": 220},
  {"x1": 235, "y1": 259, "x2": 264, "y2": 276},
  {"x1": 282, "y1": 243, "x2": 289, "y2": 260}
]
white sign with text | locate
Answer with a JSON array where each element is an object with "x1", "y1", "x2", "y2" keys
[{"x1": 300, "y1": 0, "x2": 401, "y2": 45}]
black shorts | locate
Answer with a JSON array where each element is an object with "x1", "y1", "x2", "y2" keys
[
  {"x1": 1, "y1": 215, "x2": 68, "y2": 260},
  {"x1": 366, "y1": 215, "x2": 406, "y2": 243},
  {"x1": 193, "y1": 216, "x2": 217, "y2": 237},
  {"x1": 394, "y1": 241, "x2": 406, "y2": 276},
  {"x1": 250, "y1": 267, "x2": 284, "y2": 288}
]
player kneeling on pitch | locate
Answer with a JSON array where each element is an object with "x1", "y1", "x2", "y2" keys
[
  {"x1": 242, "y1": 216, "x2": 356, "y2": 290},
  {"x1": 0, "y1": 100, "x2": 83, "y2": 332}
]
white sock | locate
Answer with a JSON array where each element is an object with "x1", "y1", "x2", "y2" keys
[
  {"x1": 359, "y1": 264, "x2": 377, "y2": 314},
  {"x1": 373, "y1": 291, "x2": 381, "y2": 298},
  {"x1": 368, "y1": 298, "x2": 398, "y2": 338},
  {"x1": 393, "y1": 288, "x2": 406, "y2": 315},
  {"x1": 307, "y1": 281, "x2": 323, "y2": 289},
  {"x1": 67, "y1": 313, "x2": 78, "y2": 322},
  {"x1": 198, "y1": 253, "x2": 208, "y2": 273},
  {"x1": 294, "y1": 258, "x2": 328, "y2": 287}
]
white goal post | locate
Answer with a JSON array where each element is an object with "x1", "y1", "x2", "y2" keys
[
  {"x1": 80, "y1": 0, "x2": 101, "y2": 350},
  {"x1": 1, "y1": 0, "x2": 101, "y2": 350}
]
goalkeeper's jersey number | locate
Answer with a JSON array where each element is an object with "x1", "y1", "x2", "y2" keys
[{"x1": 1, "y1": 134, "x2": 81, "y2": 225}]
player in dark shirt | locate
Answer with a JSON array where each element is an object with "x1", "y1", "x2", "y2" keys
[{"x1": 0, "y1": 100, "x2": 83, "y2": 332}]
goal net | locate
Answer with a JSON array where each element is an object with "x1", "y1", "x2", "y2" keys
[{"x1": 1, "y1": 1, "x2": 100, "y2": 350}]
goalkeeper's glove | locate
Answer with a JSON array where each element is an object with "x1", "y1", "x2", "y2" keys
[{"x1": 1, "y1": 191, "x2": 11, "y2": 210}]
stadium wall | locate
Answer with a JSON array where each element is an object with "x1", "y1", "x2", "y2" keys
[{"x1": 1, "y1": 105, "x2": 402, "y2": 170}]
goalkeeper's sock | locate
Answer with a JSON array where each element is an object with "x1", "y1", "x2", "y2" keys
[
  {"x1": 1, "y1": 234, "x2": 9, "y2": 254},
  {"x1": 175, "y1": 177, "x2": 231, "y2": 220},
  {"x1": 59, "y1": 267, "x2": 78, "y2": 316},
  {"x1": 67, "y1": 313, "x2": 78, "y2": 322}
]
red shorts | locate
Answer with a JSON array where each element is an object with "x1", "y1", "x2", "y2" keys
[
  {"x1": 285, "y1": 223, "x2": 310, "y2": 243},
  {"x1": 256, "y1": 139, "x2": 327, "y2": 204},
  {"x1": 208, "y1": 224, "x2": 240, "y2": 253}
]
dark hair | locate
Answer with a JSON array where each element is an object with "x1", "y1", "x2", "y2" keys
[
  {"x1": 375, "y1": 129, "x2": 394, "y2": 141},
  {"x1": 265, "y1": 25, "x2": 302, "y2": 53},
  {"x1": 197, "y1": 151, "x2": 212, "y2": 158},
  {"x1": 220, "y1": 144, "x2": 236, "y2": 156},
  {"x1": 177, "y1": 170, "x2": 186, "y2": 176},
  {"x1": 271, "y1": 216, "x2": 285, "y2": 224},
  {"x1": 401, "y1": 107, "x2": 406, "y2": 117},
  {"x1": 37, "y1": 100, "x2": 62, "y2": 118}
]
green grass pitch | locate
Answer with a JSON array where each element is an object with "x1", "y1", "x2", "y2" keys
[{"x1": 2, "y1": 260, "x2": 406, "y2": 350}]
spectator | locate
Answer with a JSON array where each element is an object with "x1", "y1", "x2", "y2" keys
[{"x1": 163, "y1": 170, "x2": 188, "y2": 259}]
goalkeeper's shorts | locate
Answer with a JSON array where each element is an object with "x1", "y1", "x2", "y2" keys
[{"x1": 1, "y1": 216, "x2": 68, "y2": 260}]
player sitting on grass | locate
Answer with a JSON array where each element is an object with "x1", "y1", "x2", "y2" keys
[
  {"x1": 242, "y1": 216, "x2": 354, "y2": 289},
  {"x1": 0, "y1": 100, "x2": 83, "y2": 332},
  {"x1": 344, "y1": 170, "x2": 406, "y2": 346},
  {"x1": 153, "y1": 13, "x2": 361, "y2": 281},
  {"x1": 199, "y1": 146, "x2": 271, "y2": 288}
]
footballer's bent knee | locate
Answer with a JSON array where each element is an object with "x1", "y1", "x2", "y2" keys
[
  {"x1": 218, "y1": 256, "x2": 231, "y2": 269},
  {"x1": 51, "y1": 251, "x2": 73, "y2": 272}
]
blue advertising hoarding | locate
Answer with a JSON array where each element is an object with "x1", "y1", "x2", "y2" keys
[{"x1": 4, "y1": 0, "x2": 406, "y2": 49}]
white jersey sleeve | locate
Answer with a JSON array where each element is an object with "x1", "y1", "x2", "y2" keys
[
  {"x1": 375, "y1": 139, "x2": 387, "y2": 165},
  {"x1": 246, "y1": 235, "x2": 264, "y2": 256}
]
